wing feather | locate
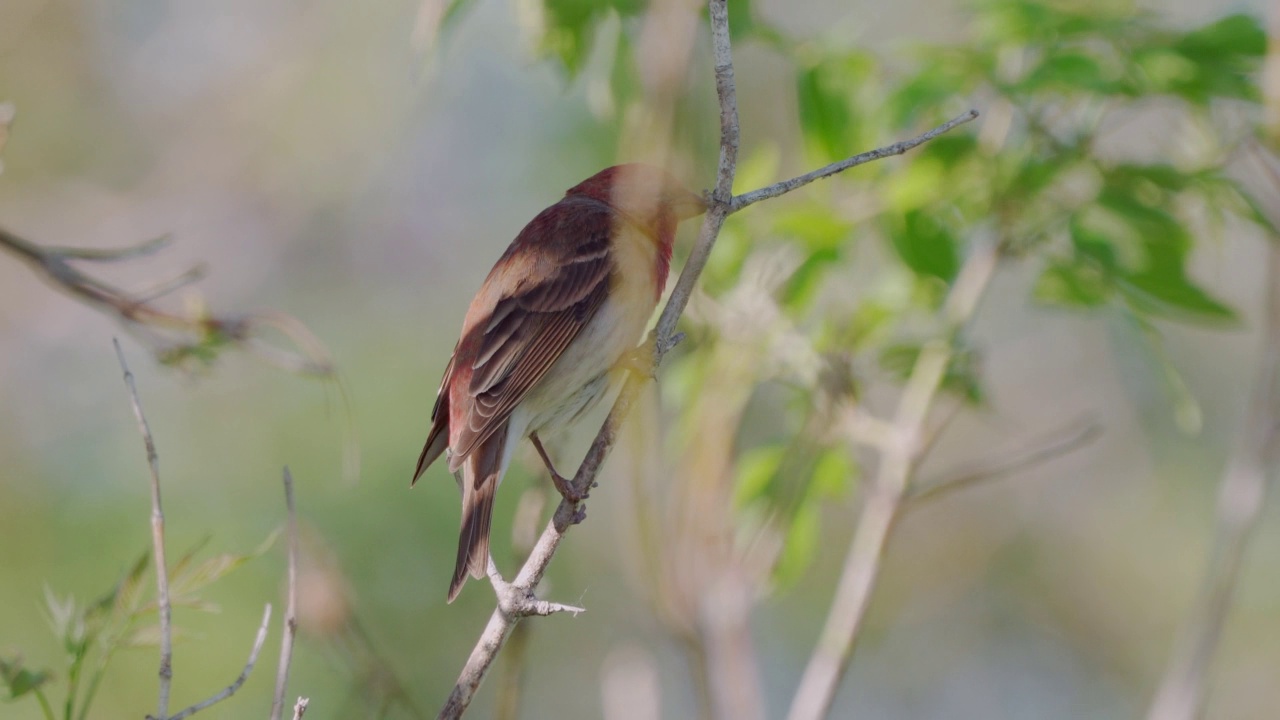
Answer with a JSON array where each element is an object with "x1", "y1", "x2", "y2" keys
[{"x1": 446, "y1": 199, "x2": 617, "y2": 469}]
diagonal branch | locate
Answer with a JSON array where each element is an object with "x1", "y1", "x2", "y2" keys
[
  {"x1": 2, "y1": 226, "x2": 332, "y2": 376},
  {"x1": 164, "y1": 604, "x2": 274, "y2": 720},
  {"x1": 907, "y1": 417, "x2": 1102, "y2": 505},
  {"x1": 434, "y1": 1, "x2": 979, "y2": 716},
  {"x1": 786, "y1": 237, "x2": 1001, "y2": 720}
]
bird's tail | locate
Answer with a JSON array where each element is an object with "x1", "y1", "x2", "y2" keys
[{"x1": 448, "y1": 425, "x2": 507, "y2": 603}]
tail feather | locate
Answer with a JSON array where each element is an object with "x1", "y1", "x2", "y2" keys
[{"x1": 447, "y1": 425, "x2": 507, "y2": 603}]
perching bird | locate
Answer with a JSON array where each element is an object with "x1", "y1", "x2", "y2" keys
[{"x1": 413, "y1": 164, "x2": 706, "y2": 602}]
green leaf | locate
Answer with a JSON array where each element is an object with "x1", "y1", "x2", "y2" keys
[
  {"x1": 1175, "y1": 14, "x2": 1266, "y2": 63},
  {"x1": 885, "y1": 210, "x2": 960, "y2": 282},
  {"x1": 889, "y1": 54, "x2": 979, "y2": 127},
  {"x1": 795, "y1": 54, "x2": 875, "y2": 161},
  {"x1": 1033, "y1": 259, "x2": 1112, "y2": 308},
  {"x1": 977, "y1": 0, "x2": 1126, "y2": 45},
  {"x1": 1019, "y1": 51, "x2": 1116, "y2": 94},
  {"x1": 0, "y1": 657, "x2": 51, "y2": 700},
  {"x1": 733, "y1": 444, "x2": 787, "y2": 508},
  {"x1": 781, "y1": 247, "x2": 841, "y2": 311},
  {"x1": 774, "y1": 501, "x2": 819, "y2": 587},
  {"x1": 540, "y1": 0, "x2": 645, "y2": 78}
]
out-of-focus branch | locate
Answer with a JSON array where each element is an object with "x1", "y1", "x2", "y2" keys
[
  {"x1": 114, "y1": 339, "x2": 174, "y2": 720},
  {"x1": 2, "y1": 226, "x2": 332, "y2": 376},
  {"x1": 1145, "y1": 185, "x2": 1280, "y2": 720},
  {"x1": 786, "y1": 238, "x2": 1000, "y2": 720},
  {"x1": 435, "y1": 0, "x2": 979, "y2": 714},
  {"x1": 908, "y1": 417, "x2": 1102, "y2": 505},
  {"x1": 165, "y1": 604, "x2": 274, "y2": 720},
  {"x1": 271, "y1": 468, "x2": 303, "y2": 720},
  {"x1": 117, "y1": 342, "x2": 304, "y2": 719}
]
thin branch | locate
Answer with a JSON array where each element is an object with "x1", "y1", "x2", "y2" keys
[
  {"x1": 786, "y1": 238, "x2": 1000, "y2": 720},
  {"x1": 2, "y1": 227, "x2": 332, "y2": 376},
  {"x1": 163, "y1": 604, "x2": 274, "y2": 720},
  {"x1": 271, "y1": 468, "x2": 302, "y2": 720},
  {"x1": 435, "y1": 0, "x2": 979, "y2": 715},
  {"x1": 113, "y1": 338, "x2": 173, "y2": 720},
  {"x1": 292, "y1": 697, "x2": 310, "y2": 720},
  {"x1": 908, "y1": 418, "x2": 1102, "y2": 505},
  {"x1": 730, "y1": 109, "x2": 980, "y2": 213},
  {"x1": 1145, "y1": 235, "x2": 1280, "y2": 720}
]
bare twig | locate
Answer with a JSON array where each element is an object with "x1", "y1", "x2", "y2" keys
[
  {"x1": 292, "y1": 697, "x2": 310, "y2": 720},
  {"x1": 163, "y1": 604, "x2": 274, "y2": 720},
  {"x1": 908, "y1": 418, "x2": 1102, "y2": 505},
  {"x1": 114, "y1": 338, "x2": 173, "y2": 720},
  {"x1": 786, "y1": 238, "x2": 1000, "y2": 720},
  {"x1": 1144, "y1": 232, "x2": 1280, "y2": 720},
  {"x1": 730, "y1": 109, "x2": 980, "y2": 213},
  {"x1": 2, "y1": 227, "x2": 332, "y2": 376},
  {"x1": 435, "y1": 0, "x2": 979, "y2": 715},
  {"x1": 271, "y1": 468, "x2": 302, "y2": 720}
]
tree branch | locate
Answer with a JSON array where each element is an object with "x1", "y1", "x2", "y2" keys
[
  {"x1": 1144, "y1": 230, "x2": 1280, "y2": 720},
  {"x1": 164, "y1": 604, "x2": 274, "y2": 720},
  {"x1": 730, "y1": 109, "x2": 979, "y2": 213},
  {"x1": 786, "y1": 237, "x2": 1000, "y2": 720},
  {"x1": 3, "y1": 227, "x2": 332, "y2": 376},
  {"x1": 907, "y1": 417, "x2": 1102, "y2": 505},
  {"x1": 271, "y1": 467, "x2": 302, "y2": 720},
  {"x1": 435, "y1": 1, "x2": 979, "y2": 715},
  {"x1": 113, "y1": 338, "x2": 173, "y2": 720}
]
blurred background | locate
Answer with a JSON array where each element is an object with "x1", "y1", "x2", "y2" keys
[{"x1": 2, "y1": 0, "x2": 1279, "y2": 718}]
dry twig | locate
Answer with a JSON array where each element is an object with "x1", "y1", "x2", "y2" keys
[
  {"x1": 165, "y1": 604, "x2": 274, "y2": 720},
  {"x1": 117, "y1": 342, "x2": 303, "y2": 719},
  {"x1": 4, "y1": 227, "x2": 331, "y2": 376},
  {"x1": 271, "y1": 467, "x2": 303, "y2": 720},
  {"x1": 114, "y1": 338, "x2": 174, "y2": 720},
  {"x1": 434, "y1": 0, "x2": 979, "y2": 716}
]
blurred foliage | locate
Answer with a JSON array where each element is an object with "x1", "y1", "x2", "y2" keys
[
  {"x1": 3, "y1": 0, "x2": 1276, "y2": 717},
  {"x1": 530, "y1": 0, "x2": 1269, "y2": 588},
  {"x1": 2, "y1": 535, "x2": 273, "y2": 720}
]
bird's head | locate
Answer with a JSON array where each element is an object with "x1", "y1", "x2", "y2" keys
[{"x1": 565, "y1": 164, "x2": 706, "y2": 241}]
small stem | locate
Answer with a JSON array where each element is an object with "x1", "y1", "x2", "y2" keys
[
  {"x1": 113, "y1": 339, "x2": 172, "y2": 720},
  {"x1": 270, "y1": 468, "x2": 302, "y2": 720}
]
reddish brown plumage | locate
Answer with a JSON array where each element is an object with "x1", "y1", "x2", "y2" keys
[{"x1": 413, "y1": 164, "x2": 705, "y2": 602}]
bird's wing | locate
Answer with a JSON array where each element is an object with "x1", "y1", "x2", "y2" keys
[{"x1": 448, "y1": 201, "x2": 615, "y2": 470}]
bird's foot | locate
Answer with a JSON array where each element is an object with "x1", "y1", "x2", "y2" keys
[{"x1": 550, "y1": 471, "x2": 589, "y2": 504}]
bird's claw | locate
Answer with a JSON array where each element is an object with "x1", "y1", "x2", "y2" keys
[
  {"x1": 550, "y1": 472, "x2": 589, "y2": 504},
  {"x1": 569, "y1": 504, "x2": 588, "y2": 525}
]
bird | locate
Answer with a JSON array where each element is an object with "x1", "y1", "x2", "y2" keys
[{"x1": 413, "y1": 163, "x2": 706, "y2": 602}]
